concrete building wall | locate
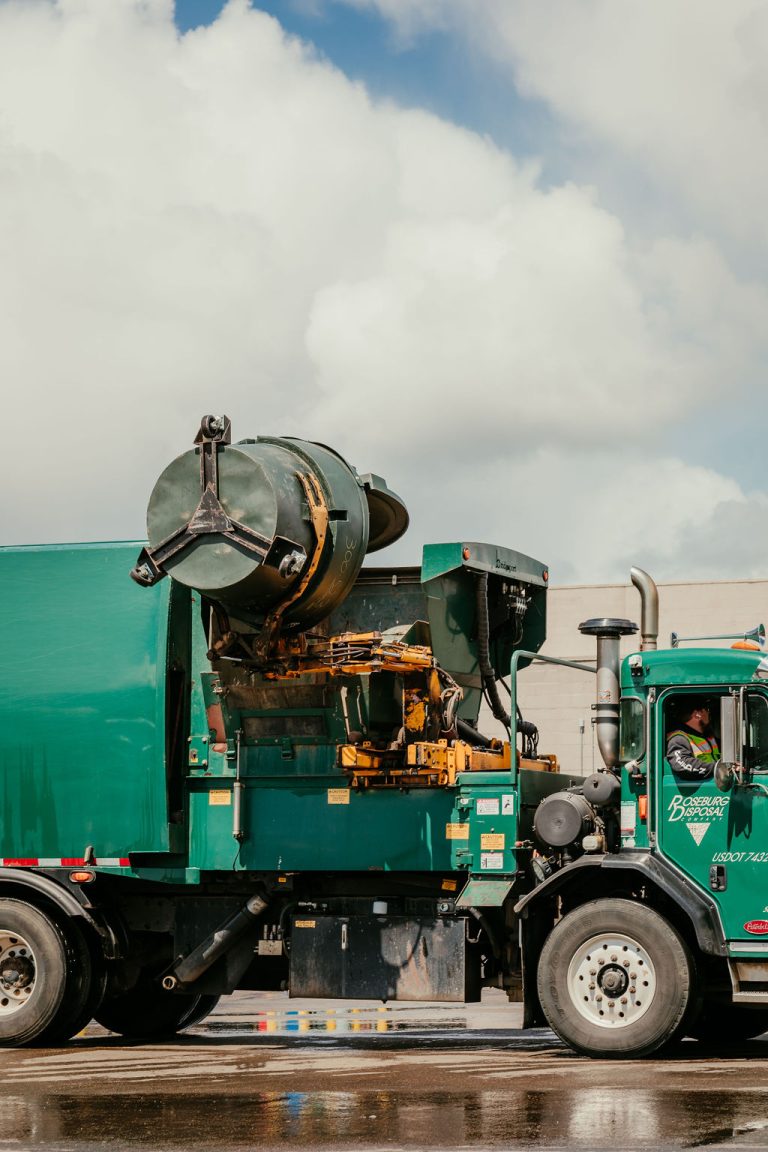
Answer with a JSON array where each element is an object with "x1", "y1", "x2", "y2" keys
[{"x1": 509, "y1": 577, "x2": 768, "y2": 777}]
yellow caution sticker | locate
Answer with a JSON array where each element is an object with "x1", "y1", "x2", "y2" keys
[
  {"x1": 328, "y1": 788, "x2": 351, "y2": 805},
  {"x1": 441, "y1": 879, "x2": 458, "y2": 891},
  {"x1": 294, "y1": 920, "x2": 316, "y2": 929},
  {"x1": 208, "y1": 790, "x2": 231, "y2": 806},
  {"x1": 481, "y1": 833, "x2": 505, "y2": 849},
  {"x1": 446, "y1": 823, "x2": 469, "y2": 840}
]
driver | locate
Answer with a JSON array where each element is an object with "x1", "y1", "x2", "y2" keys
[{"x1": 666, "y1": 698, "x2": 720, "y2": 779}]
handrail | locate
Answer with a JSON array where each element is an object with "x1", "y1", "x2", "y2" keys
[{"x1": 509, "y1": 650, "x2": 596, "y2": 781}]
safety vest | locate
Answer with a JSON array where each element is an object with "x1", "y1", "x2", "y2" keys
[{"x1": 667, "y1": 728, "x2": 720, "y2": 762}]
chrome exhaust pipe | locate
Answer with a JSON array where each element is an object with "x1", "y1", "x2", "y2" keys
[
  {"x1": 579, "y1": 617, "x2": 638, "y2": 771},
  {"x1": 630, "y1": 567, "x2": 659, "y2": 652}
]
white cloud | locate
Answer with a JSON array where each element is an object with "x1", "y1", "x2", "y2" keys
[
  {"x1": 342, "y1": 1, "x2": 768, "y2": 254},
  {"x1": 384, "y1": 447, "x2": 755, "y2": 585},
  {"x1": 0, "y1": 0, "x2": 766, "y2": 588}
]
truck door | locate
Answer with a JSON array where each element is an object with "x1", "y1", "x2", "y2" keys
[{"x1": 657, "y1": 688, "x2": 768, "y2": 944}]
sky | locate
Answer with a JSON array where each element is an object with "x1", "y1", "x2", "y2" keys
[{"x1": 2, "y1": 0, "x2": 768, "y2": 584}]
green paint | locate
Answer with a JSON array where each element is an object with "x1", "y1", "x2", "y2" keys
[{"x1": 0, "y1": 543, "x2": 170, "y2": 859}]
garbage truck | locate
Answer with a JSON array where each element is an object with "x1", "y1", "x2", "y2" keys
[{"x1": 3, "y1": 414, "x2": 768, "y2": 1058}]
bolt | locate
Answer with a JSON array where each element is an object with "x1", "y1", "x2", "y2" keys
[
  {"x1": 595, "y1": 995, "x2": 603, "y2": 1002},
  {"x1": 620, "y1": 998, "x2": 627, "y2": 1005},
  {"x1": 610, "y1": 955, "x2": 617, "y2": 962},
  {"x1": 629, "y1": 987, "x2": 636, "y2": 994},
  {"x1": 589, "y1": 983, "x2": 596, "y2": 990},
  {"x1": 630, "y1": 972, "x2": 637, "y2": 979},
  {"x1": 589, "y1": 969, "x2": 596, "y2": 976},
  {"x1": 623, "y1": 960, "x2": 630, "y2": 968}
]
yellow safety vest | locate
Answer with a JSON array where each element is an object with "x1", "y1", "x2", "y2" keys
[{"x1": 667, "y1": 729, "x2": 720, "y2": 763}]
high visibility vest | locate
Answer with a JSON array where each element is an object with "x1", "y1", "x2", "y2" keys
[{"x1": 667, "y1": 729, "x2": 720, "y2": 763}]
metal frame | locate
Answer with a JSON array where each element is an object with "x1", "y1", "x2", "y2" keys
[{"x1": 509, "y1": 649, "x2": 596, "y2": 780}]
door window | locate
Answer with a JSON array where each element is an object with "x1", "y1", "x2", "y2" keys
[{"x1": 745, "y1": 693, "x2": 768, "y2": 774}]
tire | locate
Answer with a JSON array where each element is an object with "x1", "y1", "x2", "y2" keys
[
  {"x1": 95, "y1": 982, "x2": 212, "y2": 1038},
  {"x1": 0, "y1": 899, "x2": 69, "y2": 1047},
  {"x1": 537, "y1": 898, "x2": 695, "y2": 1059},
  {"x1": 177, "y1": 994, "x2": 220, "y2": 1030},
  {"x1": 36, "y1": 921, "x2": 107, "y2": 1045},
  {"x1": 689, "y1": 1004, "x2": 768, "y2": 1042},
  {"x1": 33, "y1": 918, "x2": 94, "y2": 1046}
]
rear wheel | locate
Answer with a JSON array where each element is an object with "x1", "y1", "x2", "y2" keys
[
  {"x1": 95, "y1": 981, "x2": 214, "y2": 1038},
  {"x1": 36, "y1": 920, "x2": 107, "y2": 1045},
  {"x1": 177, "y1": 994, "x2": 220, "y2": 1029},
  {"x1": 537, "y1": 898, "x2": 695, "y2": 1058},
  {"x1": 0, "y1": 899, "x2": 69, "y2": 1047}
]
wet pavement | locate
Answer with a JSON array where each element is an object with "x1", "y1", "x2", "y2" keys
[{"x1": 2, "y1": 990, "x2": 768, "y2": 1150}]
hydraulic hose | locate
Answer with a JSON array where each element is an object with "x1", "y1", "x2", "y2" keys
[
  {"x1": 457, "y1": 718, "x2": 493, "y2": 748},
  {"x1": 476, "y1": 573, "x2": 538, "y2": 755},
  {"x1": 476, "y1": 572, "x2": 510, "y2": 727}
]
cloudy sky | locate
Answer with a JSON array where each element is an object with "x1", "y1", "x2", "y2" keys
[{"x1": 2, "y1": 0, "x2": 767, "y2": 584}]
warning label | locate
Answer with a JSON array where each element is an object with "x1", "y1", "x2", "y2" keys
[
  {"x1": 476, "y1": 798, "x2": 500, "y2": 816},
  {"x1": 208, "y1": 790, "x2": 231, "y2": 806},
  {"x1": 446, "y1": 823, "x2": 470, "y2": 840}
]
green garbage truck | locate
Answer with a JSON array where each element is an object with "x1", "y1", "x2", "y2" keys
[{"x1": 2, "y1": 414, "x2": 768, "y2": 1057}]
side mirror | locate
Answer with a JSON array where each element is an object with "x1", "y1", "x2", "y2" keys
[{"x1": 714, "y1": 760, "x2": 734, "y2": 793}]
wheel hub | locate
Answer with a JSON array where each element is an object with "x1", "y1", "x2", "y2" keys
[
  {"x1": 0, "y1": 932, "x2": 37, "y2": 1016},
  {"x1": 566, "y1": 932, "x2": 656, "y2": 1030},
  {"x1": 598, "y1": 963, "x2": 629, "y2": 998},
  {"x1": 1, "y1": 954, "x2": 35, "y2": 990}
]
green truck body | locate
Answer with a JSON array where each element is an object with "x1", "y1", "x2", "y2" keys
[{"x1": 2, "y1": 416, "x2": 768, "y2": 1057}]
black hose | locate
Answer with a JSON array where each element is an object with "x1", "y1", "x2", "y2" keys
[
  {"x1": 468, "y1": 907, "x2": 501, "y2": 960},
  {"x1": 457, "y1": 718, "x2": 493, "y2": 748},
  {"x1": 476, "y1": 573, "x2": 539, "y2": 756},
  {"x1": 476, "y1": 572, "x2": 511, "y2": 727}
]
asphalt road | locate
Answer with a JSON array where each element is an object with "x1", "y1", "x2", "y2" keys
[{"x1": 2, "y1": 990, "x2": 768, "y2": 1151}]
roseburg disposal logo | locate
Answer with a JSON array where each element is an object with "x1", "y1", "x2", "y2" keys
[{"x1": 744, "y1": 920, "x2": 768, "y2": 935}]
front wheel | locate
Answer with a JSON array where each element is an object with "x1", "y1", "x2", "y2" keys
[{"x1": 537, "y1": 898, "x2": 695, "y2": 1058}]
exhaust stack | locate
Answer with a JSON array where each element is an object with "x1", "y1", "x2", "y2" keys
[
  {"x1": 630, "y1": 567, "x2": 659, "y2": 652},
  {"x1": 579, "y1": 617, "x2": 638, "y2": 771}
]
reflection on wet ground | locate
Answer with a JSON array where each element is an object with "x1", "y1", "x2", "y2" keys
[
  {"x1": 3, "y1": 993, "x2": 768, "y2": 1150},
  {"x1": 4, "y1": 1086, "x2": 768, "y2": 1151},
  {"x1": 206, "y1": 1004, "x2": 467, "y2": 1035}
]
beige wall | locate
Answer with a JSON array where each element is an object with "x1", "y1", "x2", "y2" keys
[{"x1": 506, "y1": 577, "x2": 768, "y2": 777}]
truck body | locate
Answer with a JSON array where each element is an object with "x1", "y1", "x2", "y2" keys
[{"x1": 2, "y1": 416, "x2": 768, "y2": 1057}]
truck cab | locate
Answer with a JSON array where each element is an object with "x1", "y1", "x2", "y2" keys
[{"x1": 521, "y1": 620, "x2": 768, "y2": 1057}]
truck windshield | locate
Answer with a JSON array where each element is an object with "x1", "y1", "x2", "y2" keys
[{"x1": 746, "y1": 693, "x2": 768, "y2": 774}]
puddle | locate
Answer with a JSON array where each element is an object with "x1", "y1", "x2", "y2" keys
[{"x1": 1, "y1": 1088, "x2": 766, "y2": 1150}]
